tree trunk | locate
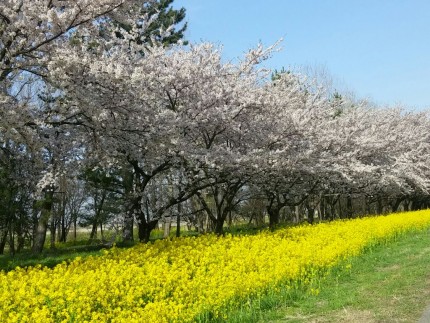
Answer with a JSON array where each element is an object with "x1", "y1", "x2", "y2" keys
[
  {"x1": 294, "y1": 205, "x2": 300, "y2": 223},
  {"x1": 227, "y1": 210, "x2": 233, "y2": 227},
  {"x1": 8, "y1": 226, "x2": 15, "y2": 256},
  {"x1": 214, "y1": 217, "x2": 225, "y2": 235},
  {"x1": 256, "y1": 209, "x2": 265, "y2": 226},
  {"x1": 268, "y1": 207, "x2": 280, "y2": 230},
  {"x1": 122, "y1": 169, "x2": 135, "y2": 242},
  {"x1": 122, "y1": 210, "x2": 134, "y2": 242},
  {"x1": 307, "y1": 207, "x2": 314, "y2": 224},
  {"x1": 16, "y1": 232, "x2": 24, "y2": 253},
  {"x1": 391, "y1": 197, "x2": 404, "y2": 213},
  {"x1": 376, "y1": 196, "x2": 383, "y2": 214},
  {"x1": 16, "y1": 217, "x2": 25, "y2": 253},
  {"x1": 163, "y1": 215, "x2": 172, "y2": 238},
  {"x1": 365, "y1": 196, "x2": 371, "y2": 215},
  {"x1": 403, "y1": 200, "x2": 410, "y2": 212},
  {"x1": 346, "y1": 194, "x2": 353, "y2": 218},
  {"x1": 195, "y1": 212, "x2": 205, "y2": 233},
  {"x1": 60, "y1": 205, "x2": 67, "y2": 242},
  {"x1": 31, "y1": 200, "x2": 39, "y2": 244},
  {"x1": 57, "y1": 216, "x2": 61, "y2": 242},
  {"x1": 337, "y1": 197, "x2": 343, "y2": 218},
  {"x1": 327, "y1": 195, "x2": 339, "y2": 220},
  {"x1": 32, "y1": 191, "x2": 54, "y2": 254},
  {"x1": 205, "y1": 213, "x2": 210, "y2": 232},
  {"x1": 90, "y1": 221, "x2": 97, "y2": 240},
  {"x1": 176, "y1": 203, "x2": 181, "y2": 238},
  {"x1": 50, "y1": 217, "x2": 56, "y2": 249},
  {"x1": 318, "y1": 197, "x2": 325, "y2": 221},
  {"x1": 0, "y1": 229, "x2": 7, "y2": 254},
  {"x1": 73, "y1": 217, "x2": 77, "y2": 241},
  {"x1": 100, "y1": 222, "x2": 104, "y2": 242},
  {"x1": 138, "y1": 218, "x2": 158, "y2": 243},
  {"x1": 411, "y1": 198, "x2": 421, "y2": 211}
]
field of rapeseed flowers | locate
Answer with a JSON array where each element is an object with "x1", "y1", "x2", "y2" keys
[{"x1": 1, "y1": 210, "x2": 430, "y2": 322}]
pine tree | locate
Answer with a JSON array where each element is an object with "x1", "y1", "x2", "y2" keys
[{"x1": 111, "y1": 0, "x2": 187, "y2": 47}]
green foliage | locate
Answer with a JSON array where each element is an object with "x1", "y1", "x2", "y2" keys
[
  {"x1": 79, "y1": 168, "x2": 122, "y2": 234},
  {"x1": 271, "y1": 67, "x2": 290, "y2": 82},
  {"x1": 112, "y1": 0, "x2": 187, "y2": 47},
  {"x1": 0, "y1": 149, "x2": 34, "y2": 253},
  {"x1": 331, "y1": 90, "x2": 344, "y2": 118},
  {"x1": 141, "y1": 0, "x2": 188, "y2": 46}
]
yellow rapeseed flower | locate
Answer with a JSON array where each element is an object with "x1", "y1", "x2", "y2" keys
[{"x1": 0, "y1": 210, "x2": 430, "y2": 322}]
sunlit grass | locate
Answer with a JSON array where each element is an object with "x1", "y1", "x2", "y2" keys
[{"x1": 223, "y1": 228, "x2": 430, "y2": 322}]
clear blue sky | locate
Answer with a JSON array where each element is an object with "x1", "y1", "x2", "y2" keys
[{"x1": 174, "y1": 0, "x2": 430, "y2": 110}]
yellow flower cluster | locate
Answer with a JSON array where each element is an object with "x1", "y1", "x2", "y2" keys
[{"x1": 1, "y1": 210, "x2": 430, "y2": 322}]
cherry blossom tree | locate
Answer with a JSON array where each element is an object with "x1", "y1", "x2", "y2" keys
[
  {"x1": 48, "y1": 38, "x2": 289, "y2": 240},
  {"x1": 1, "y1": 0, "x2": 181, "y2": 251},
  {"x1": 2, "y1": 0, "x2": 430, "y2": 250}
]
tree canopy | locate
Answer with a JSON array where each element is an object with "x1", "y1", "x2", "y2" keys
[{"x1": 1, "y1": 0, "x2": 430, "y2": 252}]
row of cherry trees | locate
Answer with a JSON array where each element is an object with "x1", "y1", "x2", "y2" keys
[{"x1": 1, "y1": 1, "x2": 430, "y2": 253}]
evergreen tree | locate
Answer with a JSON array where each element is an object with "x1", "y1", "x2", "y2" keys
[{"x1": 111, "y1": 0, "x2": 187, "y2": 47}]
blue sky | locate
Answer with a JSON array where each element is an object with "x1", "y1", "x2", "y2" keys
[{"x1": 174, "y1": 0, "x2": 430, "y2": 110}]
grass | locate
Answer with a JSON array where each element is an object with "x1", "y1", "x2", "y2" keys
[
  {"x1": 0, "y1": 226, "x2": 199, "y2": 271},
  {"x1": 0, "y1": 230, "x2": 126, "y2": 271},
  {"x1": 217, "y1": 228, "x2": 430, "y2": 322},
  {"x1": 0, "y1": 245, "x2": 107, "y2": 272}
]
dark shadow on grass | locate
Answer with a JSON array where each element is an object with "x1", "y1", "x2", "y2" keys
[{"x1": 0, "y1": 242, "x2": 138, "y2": 272}]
